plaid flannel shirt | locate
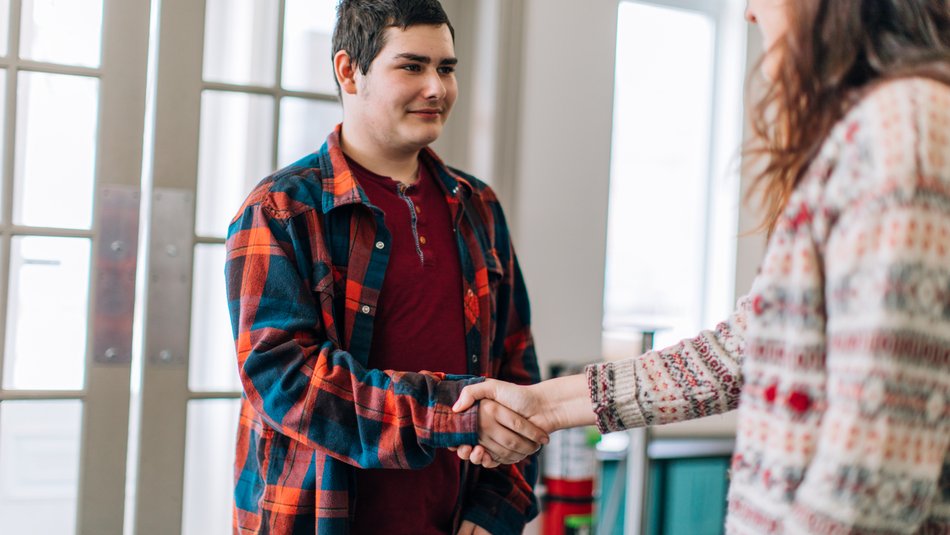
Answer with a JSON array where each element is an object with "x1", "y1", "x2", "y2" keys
[{"x1": 226, "y1": 125, "x2": 541, "y2": 534}]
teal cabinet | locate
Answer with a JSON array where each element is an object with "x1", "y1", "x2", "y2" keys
[
  {"x1": 596, "y1": 437, "x2": 732, "y2": 535},
  {"x1": 646, "y1": 456, "x2": 730, "y2": 535}
]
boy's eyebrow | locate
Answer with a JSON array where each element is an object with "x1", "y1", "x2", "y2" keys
[{"x1": 393, "y1": 53, "x2": 459, "y2": 66}]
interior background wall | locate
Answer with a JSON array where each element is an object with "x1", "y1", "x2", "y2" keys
[
  {"x1": 439, "y1": 0, "x2": 619, "y2": 375},
  {"x1": 441, "y1": 0, "x2": 766, "y2": 378}
]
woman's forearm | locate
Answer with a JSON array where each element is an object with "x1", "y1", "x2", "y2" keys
[{"x1": 530, "y1": 374, "x2": 597, "y2": 431}]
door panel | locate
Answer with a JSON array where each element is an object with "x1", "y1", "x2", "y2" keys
[
  {"x1": 135, "y1": 0, "x2": 341, "y2": 531},
  {"x1": 0, "y1": 0, "x2": 151, "y2": 533}
]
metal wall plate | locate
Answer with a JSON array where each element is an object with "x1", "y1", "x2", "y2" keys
[
  {"x1": 145, "y1": 188, "x2": 195, "y2": 366},
  {"x1": 92, "y1": 185, "x2": 142, "y2": 364}
]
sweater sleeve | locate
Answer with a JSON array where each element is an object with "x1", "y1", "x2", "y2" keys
[
  {"x1": 586, "y1": 293, "x2": 752, "y2": 433},
  {"x1": 783, "y1": 80, "x2": 950, "y2": 534}
]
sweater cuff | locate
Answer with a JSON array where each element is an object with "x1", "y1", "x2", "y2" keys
[{"x1": 586, "y1": 359, "x2": 646, "y2": 433}]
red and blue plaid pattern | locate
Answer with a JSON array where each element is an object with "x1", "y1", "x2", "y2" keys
[{"x1": 226, "y1": 125, "x2": 541, "y2": 534}]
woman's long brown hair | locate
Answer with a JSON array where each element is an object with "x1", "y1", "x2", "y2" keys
[{"x1": 747, "y1": 0, "x2": 950, "y2": 234}]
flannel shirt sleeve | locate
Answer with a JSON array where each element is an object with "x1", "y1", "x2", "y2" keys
[
  {"x1": 462, "y1": 202, "x2": 542, "y2": 534},
  {"x1": 226, "y1": 200, "x2": 482, "y2": 469}
]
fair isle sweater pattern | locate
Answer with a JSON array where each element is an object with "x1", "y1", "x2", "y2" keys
[{"x1": 587, "y1": 77, "x2": 950, "y2": 534}]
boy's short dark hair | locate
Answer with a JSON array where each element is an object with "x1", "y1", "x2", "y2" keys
[{"x1": 332, "y1": 0, "x2": 454, "y2": 85}]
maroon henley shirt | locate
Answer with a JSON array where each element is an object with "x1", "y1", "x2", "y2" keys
[{"x1": 346, "y1": 153, "x2": 469, "y2": 535}]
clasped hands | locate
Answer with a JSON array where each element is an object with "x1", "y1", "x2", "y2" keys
[
  {"x1": 450, "y1": 374, "x2": 595, "y2": 468},
  {"x1": 449, "y1": 379, "x2": 550, "y2": 468}
]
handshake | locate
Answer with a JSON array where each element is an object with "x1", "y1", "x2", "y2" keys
[{"x1": 449, "y1": 374, "x2": 597, "y2": 469}]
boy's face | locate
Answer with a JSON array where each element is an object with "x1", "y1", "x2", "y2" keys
[{"x1": 349, "y1": 24, "x2": 458, "y2": 154}]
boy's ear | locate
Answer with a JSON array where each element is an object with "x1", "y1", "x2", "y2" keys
[{"x1": 334, "y1": 50, "x2": 359, "y2": 95}]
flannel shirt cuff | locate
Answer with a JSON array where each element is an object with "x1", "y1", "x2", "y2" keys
[
  {"x1": 425, "y1": 375, "x2": 485, "y2": 448},
  {"x1": 462, "y1": 490, "x2": 532, "y2": 535},
  {"x1": 586, "y1": 359, "x2": 646, "y2": 433}
]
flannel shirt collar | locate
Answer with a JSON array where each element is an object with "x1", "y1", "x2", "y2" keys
[{"x1": 317, "y1": 123, "x2": 474, "y2": 213}]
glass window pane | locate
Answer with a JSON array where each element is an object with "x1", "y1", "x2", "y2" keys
[
  {"x1": 189, "y1": 244, "x2": 240, "y2": 392},
  {"x1": 281, "y1": 0, "x2": 337, "y2": 94},
  {"x1": 196, "y1": 90, "x2": 274, "y2": 238},
  {"x1": 14, "y1": 72, "x2": 98, "y2": 229},
  {"x1": 19, "y1": 0, "x2": 104, "y2": 68},
  {"x1": 181, "y1": 399, "x2": 240, "y2": 535},
  {"x1": 203, "y1": 0, "x2": 278, "y2": 86},
  {"x1": 603, "y1": 3, "x2": 715, "y2": 349},
  {"x1": 278, "y1": 97, "x2": 341, "y2": 167},
  {"x1": 0, "y1": 400, "x2": 82, "y2": 535},
  {"x1": 0, "y1": 0, "x2": 10, "y2": 57},
  {"x1": 3, "y1": 237, "x2": 90, "y2": 390}
]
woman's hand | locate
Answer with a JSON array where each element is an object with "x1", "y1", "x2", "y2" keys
[
  {"x1": 452, "y1": 374, "x2": 596, "y2": 467},
  {"x1": 454, "y1": 379, "x2": 552, "y2": 429}
]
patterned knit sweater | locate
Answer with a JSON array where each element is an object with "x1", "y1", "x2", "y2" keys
[{"x1": 587, "y1": 77, "x2": 950, "y2": 534}]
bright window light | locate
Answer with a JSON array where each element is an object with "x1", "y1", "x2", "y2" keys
[{"x1": 603, "y1": 0, "x2": 745, "y2": 352}]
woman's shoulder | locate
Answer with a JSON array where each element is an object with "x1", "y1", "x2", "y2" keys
[
  {"x1": 846, "y1": 76, "x2": 950, "y2": 128},
  {"x1": 831, "y1": 76, "x2": 950, "y2": 163},
  {"x1": 817, "y1": 76, "x2": 950, "y2": 213}
]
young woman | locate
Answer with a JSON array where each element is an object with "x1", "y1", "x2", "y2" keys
[{"x1": 454, "y1": 1, "x2": 950, "y2": 533}]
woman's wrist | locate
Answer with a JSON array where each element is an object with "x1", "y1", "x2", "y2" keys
[{"x1": 532, "y1": 374, "x2": 596, "y2": 432}]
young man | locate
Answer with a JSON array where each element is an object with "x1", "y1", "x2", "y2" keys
[{"x1": 225, "y1": 1, "x2": 544, "y2": 533}]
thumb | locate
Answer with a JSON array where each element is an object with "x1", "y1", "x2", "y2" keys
[{"x1": 452, "y1": 381, "x2": 495, "y2": 412}]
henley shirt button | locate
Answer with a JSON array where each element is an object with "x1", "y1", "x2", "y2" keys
[
  {"x1": 419, "y1": 236, "x2": 428, "y2": 245},
  {"x1": 361, "y1": 305, "x2": 371, "y2": 314},
  {"x1": 471, "y1": 354, "x2": 478, "y2": 363},
  {"x1": 375, "y1": 241, "x2": 385, "y2": 250}
]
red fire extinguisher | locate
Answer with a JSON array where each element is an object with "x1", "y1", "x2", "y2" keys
[{"x1": 541, "y1": 366, "x2": 597, "y2": 535}]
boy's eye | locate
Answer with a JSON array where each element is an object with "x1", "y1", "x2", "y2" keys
[
  {"x1": 438, "y1": 66, "x2": 456, "y2": 75},
  {"x1": 402, "y1": 64, "x2": 422, "y2": 72}
]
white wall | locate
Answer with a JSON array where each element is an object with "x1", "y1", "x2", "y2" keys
[
  {"x1": 443, "y1": 0, "x2": 767, "y2": 378},
  {"x1": 511, "y1": 0, "x2": 620, "y2": 373},
  {"x1": 436, "y1": 0, "x2": 615, "y2": 374},
  {"x1": 735, "y1": 26, "x2": 769, "y2": 297}
]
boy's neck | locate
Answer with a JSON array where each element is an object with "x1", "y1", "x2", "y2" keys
[{"x1": 339, "y1": 127, "x2": 422, "y2": 186}]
